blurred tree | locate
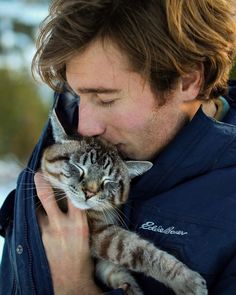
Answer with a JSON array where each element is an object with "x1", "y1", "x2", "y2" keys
[
  {"x1": 0, "y1": 68, "x2": 50, "y2": 162},
  {"x1": 13, "y1": 21, "x2": 34, "y2": 40}
]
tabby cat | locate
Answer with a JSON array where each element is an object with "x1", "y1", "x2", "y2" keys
[{"x1": 40, "y1": 110, "x2": 207, "y2": 295}]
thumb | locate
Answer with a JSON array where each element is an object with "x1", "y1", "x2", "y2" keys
[{"x1": 34, "y1": 172, "x2": 61, "y2": 220}]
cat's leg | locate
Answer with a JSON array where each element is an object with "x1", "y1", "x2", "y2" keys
[
  {"x1": 91, "y1": 226, "x2": 207, "y2": 295},
  {"x1": 96, "y1": 259, "x2": 143, "y2": 295}
]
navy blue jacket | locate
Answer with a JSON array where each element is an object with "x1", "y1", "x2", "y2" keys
[{"x1": 1, "y1": 82, "x2": 236, "y2": 295}]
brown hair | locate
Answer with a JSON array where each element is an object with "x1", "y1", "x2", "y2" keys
[{"x1": 32, "y1": 0, "x2": 236, "y2": 101}]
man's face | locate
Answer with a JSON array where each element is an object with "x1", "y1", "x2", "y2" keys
[{"x1": 66, "y1": 40, "x2": 189, "y2": 160}]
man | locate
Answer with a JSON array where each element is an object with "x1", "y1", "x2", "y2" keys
[{"x1": 1, "y1": 0, "x2": 236, "y2": 294}]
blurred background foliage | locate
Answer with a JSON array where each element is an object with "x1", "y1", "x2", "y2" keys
[
  {"x1": 0, "y1": 68, "x2": 49, "y2": 161},
  {"x1": 0, "y1": 0, "x2": 51, "y2": 164}
]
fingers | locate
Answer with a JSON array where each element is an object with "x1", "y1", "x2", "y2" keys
[
  {"x1": 67, "y1": 200, "x2": 87, "y2": 224},
  {"x1": 34, "y1": 171, "x2": 89, "y2": 238},
  {"x1": 34, "y1": 172, "x2": 62, "y2": 220},
  {"x1": 67, "y1": 200, "x2": 89, "y2": 237},
  {"x1": 67, "y1": 198, "x2": 83, "y2": 217}
]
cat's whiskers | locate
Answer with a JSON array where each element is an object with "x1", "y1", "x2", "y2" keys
[
  {"x1": 105, "y1": 203, "x2": 120, "y2": 219},
  {"x1": 20, "y1": 185, "x2": 50, "y2": 191},
  {"x1": 24, "y1": 167, "x2": 37, "y2": 175},
  {"x1": 110, "y1": 204, "x2": 129, "y2": 226},
  {"x1": 54, "y1": 194, "x2": 67, "y2": 204},
  {"x1": 35, "y1": 191, "x2": 66, "y2": 211},
  {"x1": 19, "y1": 183, "x2": 35, "y2": 190},
  {"x1": 23, "y1": 193, "x2": 41, "y2": 201},
  {"x1": 107, "y1": 204, "x2": 128, "y2": 230},
  {"x1": 22, "y1": 169, "x2": 55, "y2": 189},
  {"x1": 99, "y1": 206, "x2": 121, "y2": 236},
  {"x1": 101, "y1": 208, "x2": 110, "y2": 227},
  {"x1": 100, "y1": 209, "x2": 122, "y2": 237},
  {"x1": 114, "y1": 200, "x2": 139, "y2": 229}
]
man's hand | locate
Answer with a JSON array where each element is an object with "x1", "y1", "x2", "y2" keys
[{"x1": 34, "y1": 172, "x2": 102, "y2": 295}]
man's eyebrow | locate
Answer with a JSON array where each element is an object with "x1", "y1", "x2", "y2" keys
[{"x1": 77, "y1": 87, "x2": 121, "y2": 94}]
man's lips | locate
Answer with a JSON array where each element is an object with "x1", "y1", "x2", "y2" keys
[
  {"x1": 98, "y1": 137, "x2": 126, "y2": 156},
  {"x1": 115, "y1": 143, "x2": 124, "y2": 150}
]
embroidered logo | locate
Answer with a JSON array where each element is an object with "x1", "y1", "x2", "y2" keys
[{"x1": 139, "y1": 221, "x2": 188, "y2": 236}]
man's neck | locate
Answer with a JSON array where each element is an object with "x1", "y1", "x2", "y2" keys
[
  {"x1": 183, "y1": 99, "x2": 217, "y2": 121},
  {"x1": 201, "y1": 99, "x2": 217, "y2": 118}
]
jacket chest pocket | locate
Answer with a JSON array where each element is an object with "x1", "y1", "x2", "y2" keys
[
  {"x1": 130, "y1": 203, "x2": 233, "y2": 280},
  {"x1": 132, "y1": 206, "x2": 189, "y2": 263}
]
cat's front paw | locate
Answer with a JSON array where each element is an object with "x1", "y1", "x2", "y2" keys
[{"x1": 173, "y1": 269, "x2": 208, "y2": 295}]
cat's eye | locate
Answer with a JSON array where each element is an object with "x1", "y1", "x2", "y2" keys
[
  {"x1": 70, "y1": 163, "x2": 85, "y2": 180},
  {"x1": 101, "y1": 179, "x2": 118, "y2": 191},
  {"x1": 61, "y1": 164, "x2": 70, "y2": 176}
]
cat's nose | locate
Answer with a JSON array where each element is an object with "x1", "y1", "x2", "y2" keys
[{"x1": 83, "y1": 189, "x2": 96, "y2": 200}]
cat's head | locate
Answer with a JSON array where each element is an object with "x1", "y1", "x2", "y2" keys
[{"x1": 41, "y1": 110, "x2": 152, "y2": 211}]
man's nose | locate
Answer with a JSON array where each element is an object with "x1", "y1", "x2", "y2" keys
[{"x1": 78, "y1": 100, "x2": 106, "y2": 137}]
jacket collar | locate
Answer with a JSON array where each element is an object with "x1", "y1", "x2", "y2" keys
[{"x1": 130, "y1": 106, "x2": 236, "y2": 200}]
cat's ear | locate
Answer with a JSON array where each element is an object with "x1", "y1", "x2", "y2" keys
[
  {"x1": 50, "y1": 109, "x2": 68, "y2": 143},
  {"x1": 125, "y1": 161, "x2": 153, "y2": 179}
]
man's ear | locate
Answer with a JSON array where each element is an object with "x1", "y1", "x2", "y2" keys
[
  {"x1": 50, "y1": 109, "x2": 68, "y2": 143},
  {"x1": 180, "y1": 63, "x2": 203, "y2": 100}
]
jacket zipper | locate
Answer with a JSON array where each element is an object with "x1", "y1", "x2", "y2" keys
[
  {"x1": 22, "y1": 171, "x2": 37, "y2": 295},
  {"x1": 12, "y1": 276, "x2": 17, "y2": 295},
  {"x1": 24, "y1": 201, "x2": 37, "y2": 295}
]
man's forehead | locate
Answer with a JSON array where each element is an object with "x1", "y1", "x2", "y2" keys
[{"x1": 66, "y1": 39, "x2": 131, "y2": 73}]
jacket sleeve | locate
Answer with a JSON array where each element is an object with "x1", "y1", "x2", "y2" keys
[
  {"x1": 210, "y1": 251, "x2": 236, "y2": 295},
  {"x1": 0, "y1": 190, "x2": 15, "y2": 238}
]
